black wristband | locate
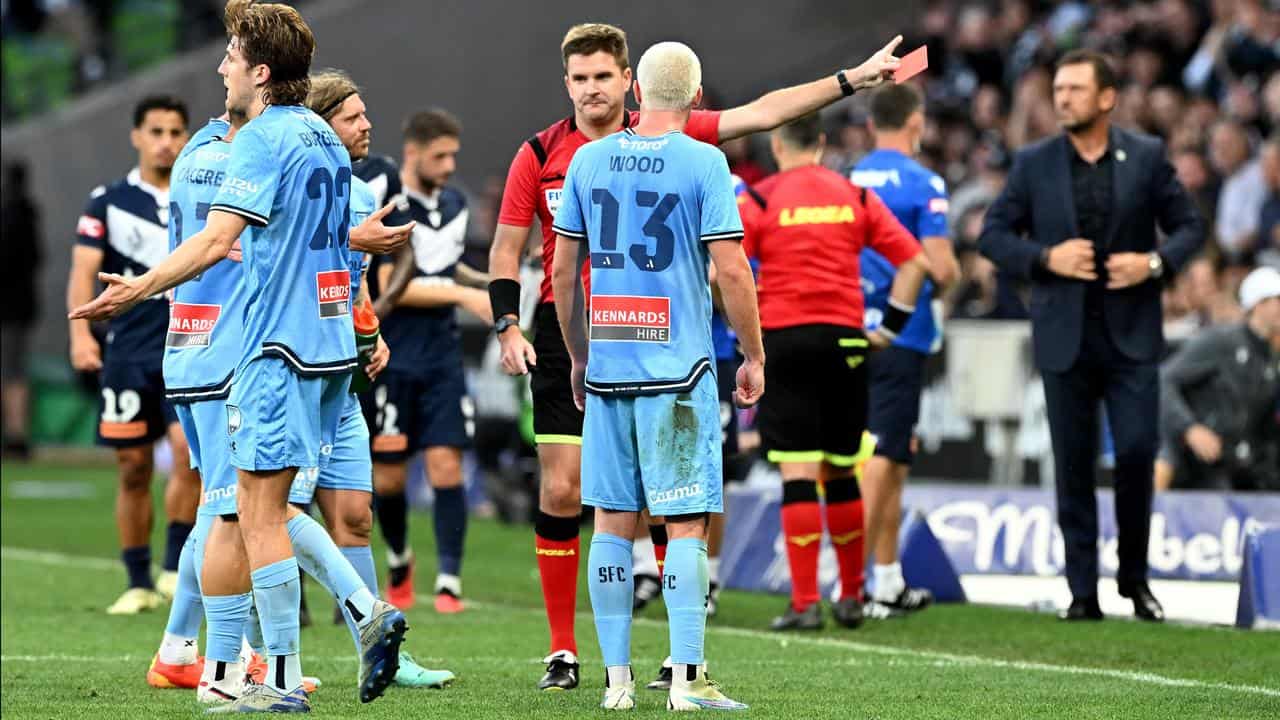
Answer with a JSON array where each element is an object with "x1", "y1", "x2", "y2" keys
[
  {"x1": 836, "y1": 70, "x2": 856, "y2": 97},
  {"x1": 880, "y1": 299, "x2": 915, "y2": 336},
  {"x1": 488, "y1": 278, "x2": 521, "y2": 323}
]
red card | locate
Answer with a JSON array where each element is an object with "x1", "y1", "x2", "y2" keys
[{"x1": 894, "y1": 45, "x2": 928, "y2": 84}]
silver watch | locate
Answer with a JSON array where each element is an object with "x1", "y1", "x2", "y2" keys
[{"x1": 1147, "y1": 252, "x2": 1164, "y2": 280}]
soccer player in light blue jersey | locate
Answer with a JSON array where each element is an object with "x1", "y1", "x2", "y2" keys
[
  {"x1": 552, "y1": 41, "x2": 764, "y2": 712},
  {"x1": 72, "y1": 2, "x2": 412, "y2": 712},
  {"x1": 849, "y1": 83, "x2": 961, "y2": 617},
  {"x1": 300, "y1": 69, "x2": 455, "y2": 690}
]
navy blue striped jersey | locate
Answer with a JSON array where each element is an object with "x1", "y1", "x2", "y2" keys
[
  {"x1": 76, "y1": 168, "x2": 171, "y2": 363},
  {"x1": 377, "y1": 184, "x2": 469, "y2": 373}
]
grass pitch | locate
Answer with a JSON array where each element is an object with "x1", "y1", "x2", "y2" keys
[{"x1": 2, "y1": 459, "x2": 1277, "y2": 719}]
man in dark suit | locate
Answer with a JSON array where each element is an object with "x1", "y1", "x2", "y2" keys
[{"x1": 978, "y1": 50, "x2": 1205, "y2": 622}]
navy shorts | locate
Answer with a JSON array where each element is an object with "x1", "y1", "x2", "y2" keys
[
  {"x1": 97, "y1": 359, "x2": 177, "y2": 447},
  {"x1": 867, "y1": 344, "x2": 926, "y2": 465},
  {"x1": 360, "y1": 364, "x2": 473, "y2": 463}
]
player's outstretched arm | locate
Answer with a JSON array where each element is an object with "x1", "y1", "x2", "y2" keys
[
  {"x1": 66, "y1": 245, "x2": 105, "y2": 372},
  {"x1": 69, "y1": 210, "x2": 245, "y2": 321},
  {"x1": 717, "y1": 35, "x2": 903, "y2": 142},
  {"x1": 707, "y1": 240, "x2": 764, "y2": 408},
  {"x1": 350, "y1": 202, "x2": 415, "y2": 255}
]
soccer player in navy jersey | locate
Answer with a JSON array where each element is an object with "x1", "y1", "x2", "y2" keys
[{"x1": 67, "y1": 94, "x2": 202, "y2": 615}]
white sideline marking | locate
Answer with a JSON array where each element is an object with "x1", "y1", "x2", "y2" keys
[{"x1": 5, "y1": 546, "x2": 1276, "y2": 698}]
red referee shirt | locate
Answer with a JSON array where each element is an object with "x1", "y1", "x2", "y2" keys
[
  {"x1": 740, "y1": 165, "x2": 921, "y2": 331},
  {"x1": 497, "y1": 109, "x2": 722, "y2": 304}
]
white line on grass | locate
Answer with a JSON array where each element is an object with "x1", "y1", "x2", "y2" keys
[
  {"x1": 460, "y1": 602, "x2": 1280, "y2": 699},
  {"x1": 5, "y1": 546, "x2": 1276, "y2": 699}
]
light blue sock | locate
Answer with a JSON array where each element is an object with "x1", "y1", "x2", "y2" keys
[
  {"x1": 163, "y1": 520, "x2": 205, "y2": 639},
  {"x1": 588, "y1": 532, "x2": 634, "y2": 669},
  {"x1": 286, "y1": 514, "x2": 376, "y2": 630},
  {"x1": 662, "y1": 538, "x2": 709, "y2": 667},
  {"x1": 251, "y1": 557, "x2": 303, "y2": 693},
  {"x1": 337, "y1": 545, "x2": 379, "y2": 650},
  {"x1": 340, "y1": 545, "x2": 379, "y2": 597},
  {"x1": 204, "y1": 593, "x2": 252, "y2": 664},
  {"x1": 245, "y1": 603, "x2": 265, "y2": 657}
]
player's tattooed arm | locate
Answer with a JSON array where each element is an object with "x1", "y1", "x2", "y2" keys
[
  {"x1": 69, "y1": 211, "x2": 244, "y2": 321},
  {"x1": 716, "y1": 35, "x2": 903, "y2": 142},
  {"x1": 372, "y1": 244, "x2": 415, "y2": 318},
  {"x1": 66, "y1": 245, "x2": 105, "y2": 371}
]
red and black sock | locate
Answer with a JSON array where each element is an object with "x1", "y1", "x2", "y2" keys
[
  {"x1": 780, "y1": 480, "x2": 822, "y2": 612},
  {"x1": 535, "y1": 511, "x2": 580, "y2": 654},
  {"x1": 648, "y1": 522, "x2": 668, "y2": 575},
  {"x1": 824, "y1": 475, "x2": 865, "y2": 602}
]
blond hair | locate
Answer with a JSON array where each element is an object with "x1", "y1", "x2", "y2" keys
[
  {"x1": 636, "y1": 42, "x2": 701, "y2": 111},
  {"x1": 307, "y1": 69, "x2": 360, "y2": 119},
  {"x1": 561, "y1": 23, "x2": 629, "y2": 71}
]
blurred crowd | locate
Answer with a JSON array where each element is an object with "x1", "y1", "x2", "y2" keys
[{"x1": 847, "y1": 0, "x2": 1275, "y2": 341}]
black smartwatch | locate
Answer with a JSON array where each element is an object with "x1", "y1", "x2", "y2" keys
[
  {"x1": 836, "y1": 70, "x2": 856, "y2": 97},
  {"x1": 493, "y1": 315, "x2": 520, "y2": 337}
]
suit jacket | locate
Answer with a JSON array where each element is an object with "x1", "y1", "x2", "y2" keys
[{"x1": 978, "y1": 126, "x2": 1205, "y2": 372}]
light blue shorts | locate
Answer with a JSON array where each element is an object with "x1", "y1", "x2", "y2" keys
[
  {"x1": 176, "y1": 399, "x2": 238, "y2": 518},
  {"x1": 227, "y1": 357, "x2": 349, "y2": 472},
  {"x1": 581, "y1": 371, "x2": 723, "y2": 516},
  {"x1": 288, "y1": 393, "x2": 373, "y2": 505}
]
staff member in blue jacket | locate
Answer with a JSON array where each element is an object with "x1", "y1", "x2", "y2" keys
[{"x1": 979, "y1": 50, "x2": 1205, "y2": 622}]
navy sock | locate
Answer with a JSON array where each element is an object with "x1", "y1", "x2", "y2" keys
[
  {"x1": 432, "y1": 486, "x2": 467, "y2": 577},
  {"x1": 376, "y1": 491, "x2": 408, "y2": 557},
  {"x1": 122, "y1": 545, "x2": 152, "y2": 589},
  {"x1": 163, "y1": 521, "x2": 194, "y2": 572}
]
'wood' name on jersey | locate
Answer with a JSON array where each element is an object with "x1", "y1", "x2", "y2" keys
[{"x1": 552, "y1": 128, "x2": 742, "y2": 395}]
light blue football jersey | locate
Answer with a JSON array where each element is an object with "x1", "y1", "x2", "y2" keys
[
  {"x1": 164, "y1": 118, "x2": 245, "y2": 401},
  {"x1": 552, "y1": 129, "x2": 743, "y2": 395},
  {"x1": 210, "y1": 105, "x2": 356, "y2": 376},
  {"x1": 348, "y1": 175, "x2": 376, "y2": 296},
  {"x1": 849, "y1": 148, "x2": 948, "y2": 354}
]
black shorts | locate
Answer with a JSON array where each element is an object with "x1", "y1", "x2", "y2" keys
[
  {"x1": 758, "y1": 325, "x2": 868, "y2": 466},
  {"x1": 96, "y1": 359, "x2": 176, "y2": 448},
  {"x1": 867, "y1": 344, "x2": 926, "y2": 465},
  {"x1": 360, "y1": 364, "x2": 473, "y2": 463},
  {"x1": 530, "y1": 302, "x2": 584, "y2": 444},
  {"x1": 716, "y1": 358, "x2": 740, "y2": 457}
]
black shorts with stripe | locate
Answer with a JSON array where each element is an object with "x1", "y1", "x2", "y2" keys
[
  {"x1": 757, "y1": 324, "x2": 869, "y2": 466},
  {"x1": 530, "y1": 302, "x2": 584, "y2": 444}
]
